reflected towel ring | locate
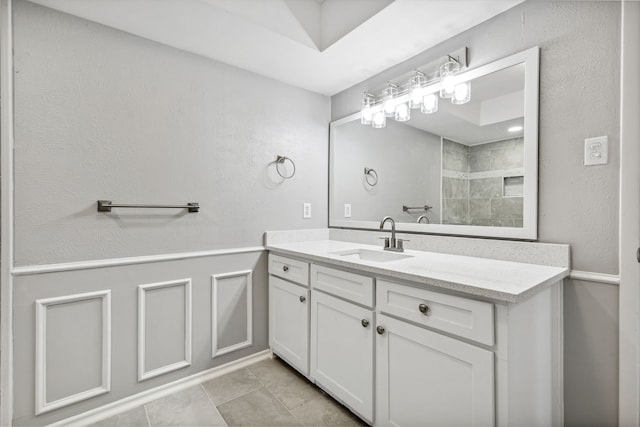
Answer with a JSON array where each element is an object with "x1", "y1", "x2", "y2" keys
[
  {"x1": 276, "y1": 155, "x2": 296, "y2": 179},
  {"x1": 364, "y1": 167, "x2": 378, "y2": 186}
]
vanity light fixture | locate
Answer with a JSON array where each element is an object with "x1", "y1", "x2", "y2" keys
[
  {"x1": 439, "y1": 56, "x2": 461, "y2": 99},
  {"x1": 361, "y1": 92, "x2": 375, "y2": 125},
  {"x1": 394, "y1": 102, "x2": 411, "y2": 122},
  {"x1": 409, "y1": 71, "x2": 426, "y2": 109},
  {"x1": 359, "y1": 48, "x2": 469, "y2": 128},
  {"x1": 451, "y1": 80, "x2": 471, "y2": 105},
  {"x1": 421, "y1": 92, "x2": 438, "y2": 114},
  {"x1": 372, "y1": 110, "x2": 386, "y2": 128},
  {"x1": 382, "y1": 83, "x2": 399, "y2": 117}
]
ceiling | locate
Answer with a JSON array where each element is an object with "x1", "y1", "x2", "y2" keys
[{"x1": 27, "y1": 0, "x2": 525, "y2": 96}]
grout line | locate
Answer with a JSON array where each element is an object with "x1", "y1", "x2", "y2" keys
[
  {"x1": 143, "y1": 404, "x2": 152, "y2": 427},
  {"x1": 201, "y1": 368, "x2": 263, "y2": 407},
  {"x1": 261, "y1": 385, "x2": 302, "y2": 424},
  {"x1": 200, "y1": 384, "x2": 229, "y2": 427}
]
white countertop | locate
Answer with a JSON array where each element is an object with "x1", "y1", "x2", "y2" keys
[{"x1": 267, "y1": 240, "x2": 569, "y2": 303}]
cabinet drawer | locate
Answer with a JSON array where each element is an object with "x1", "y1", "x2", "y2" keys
[
  {"x1": 269, "y1": 254, "x2": 309, "y2": 287},
  {"x1": 311, "y1": 264, "x2": 374, "y2": 307},
  {"x1": 377, "y1": 279, "x2": 494, "y2": 346}
]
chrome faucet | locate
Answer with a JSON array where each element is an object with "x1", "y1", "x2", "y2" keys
[{"x1": 379, "y1": 216, "x2": 406, "y2": 252}]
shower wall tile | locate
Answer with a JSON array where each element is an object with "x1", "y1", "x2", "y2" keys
[
  {"x1": 442, "y1": 199, "x2": 469, "y2": 225},
  {"x1": 469, "y1": 178, "x2": 502, "y2": 199},
  {"x1": 442, "y1": 139, "x2": 469, "y2": 172},
  {"x1": 491, "y1": 197, "x2": 524, "y2": 219},
  {"x1": 442, "y1": 177, "x2": 468, "y2": 199},
  {"x1": 491, "y1": 146, "x2": 524, "y2": 170},
  {"x1": 469, "y1": 199, "x2": 491, "y2": 219},
  {"x1": 469, "y1": 150, "x2": 491, "y2": 172}
]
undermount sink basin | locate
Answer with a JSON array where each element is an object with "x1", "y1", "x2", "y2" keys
[{"x1": 332, "y1": 248, "x2": 414, "y2": 263}]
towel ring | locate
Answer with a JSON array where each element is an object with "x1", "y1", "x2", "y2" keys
[
  {"x1": 364, "y1": 167, "x2": 378, "y2": 186},
  {"x1": 276, "y1": 155, "x2": 296, "y2": 179}
]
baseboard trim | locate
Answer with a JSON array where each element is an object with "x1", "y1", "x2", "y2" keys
[
  {"x1": 569, "y1": 270, "x2": 620, "y2": 285},
  {"x1": 47, "y1": 349, "x2": 272, "y2": 427},
  {"x1": 13, "y1": 246, "x2": 266, "y2": 276}
]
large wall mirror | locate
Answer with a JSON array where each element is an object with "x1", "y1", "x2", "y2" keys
[{"x1": 329, "y1": 47, "x2": 539, "y2": 239}]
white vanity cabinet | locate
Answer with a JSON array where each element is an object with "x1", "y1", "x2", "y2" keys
[
  {"x1": 310, "y1": 268, "x2": 375, "y2": 422},
  {"x1": 375, "y1": 315, "x2": 494, "y2": 426},
  {"x1": 268, "y1": 255, "x2": 310, "y2": 375},
  {"x1": 267, "y1": 250, "x2": 564, "y2": 427}
]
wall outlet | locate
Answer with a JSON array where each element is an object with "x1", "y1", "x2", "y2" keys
[
  {"x1": 344, "y1": 204, "x2": 352, "y2": 218},
  {"x1": 584, "y1": 136, "x2": 608, "y2": 166},
  {"x1": 303, "y1": 203, "x2": 311, "y2": 219}
]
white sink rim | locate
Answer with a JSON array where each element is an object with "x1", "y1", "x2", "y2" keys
[{"x1": 331, "y1": 248, "x2": 414, "y2": 263}]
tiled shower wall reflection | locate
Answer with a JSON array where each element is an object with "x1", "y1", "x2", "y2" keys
[{"x1": 442, "y1": 138, "x2": 524, "y2": 227}]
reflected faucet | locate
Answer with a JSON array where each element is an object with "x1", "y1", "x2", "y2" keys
[
  {"x1": 417, "y1": 215, "x2": 430, "y2": 224},
  {"x1": 379, "y1": 216, "x2": 406, "y2": 252}
]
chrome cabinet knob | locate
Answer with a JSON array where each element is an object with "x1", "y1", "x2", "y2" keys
[
  {"x1": 376, "y1": 326, "x2": 385, "y2": 335},
  {"x1": 361, "y1": 319, "x2": 369, "y2": 328},
  {"x1": 419, "y1": 303, "x2": 429, "y2": 314},
  {"x1": 299, "y1": 295, "x2": 306, "y2": 303},
  {"x1": 283, "y1": 265, "x2": 289, "y2": 272}
]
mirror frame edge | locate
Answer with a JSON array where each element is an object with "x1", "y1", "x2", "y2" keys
[{"x1": 329, "y1": 46, "x2": 540, "y2": 240}]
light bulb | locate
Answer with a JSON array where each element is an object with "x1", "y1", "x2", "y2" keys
[
  {"x1": 395, "y1": 103, "x2": 410, "y2": 122},
  {"x1": 508, "y1": 125, "x2": 523, "y2": 133},
  {"x1": 439, "y1": 59, "x2": 460, "y2": 99},
  {"x1": 360, "y1": 93, "x2": 375, "y2": 125},
  {"x1": 372, "y1": 110, "x2": 386, "y2": 128},
  {"x1": 451, "y1": 81, "x2": 471, "y2": 105},
  {"x1": 382, "y1": 83, "x2": 398, "y2": 117},
  {"x1": 409, "y1": 72, "x2": 426, "y2": 109},
  {"x1": 421, "y1": 93, "x2": 438, "y2": 114}
]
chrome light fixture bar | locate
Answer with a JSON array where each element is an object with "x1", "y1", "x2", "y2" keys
[{"x1": 360, "y1": 47, "x2": 471, "y2": 129}]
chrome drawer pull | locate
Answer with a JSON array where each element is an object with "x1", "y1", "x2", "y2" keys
[
  {"x1": 419, "y1": 303, "x2": 429, "y2": 314},
  {"x1": 299, "y1": 295, "x2": 306, "y2": 303},
  {"x1": 283, "y1": 265, "x2": 289, "y2": 272},
  {"x1": 361, "y1": 319, "x2": 369, "y2": 328},
  {"x1": 376, "y1": 326, "x2": 385, "y2": 335}
]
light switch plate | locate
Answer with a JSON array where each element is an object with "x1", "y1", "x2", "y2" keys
[
  {"x1": 344, "y1": 204, "x2": 352, "y2": 218},
  {"x1": 303, "y1": 203, "x2": 311, "y2": 219},
  {"x1": 584, "y1": 136, "x2": 608, "y2": 166}
]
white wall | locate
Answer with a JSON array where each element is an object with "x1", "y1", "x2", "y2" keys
[
  {"x1": 332, "y1": 119, "x2": 441, "y2": 223},
  {"x1": 331, "y1": 2, "x2": 620, "y2": 426},
  {"x1": 13, "y1": 0, "x2": 330, "y2": 267},
  {"x1": 11, "y1": 1, "x2": 330, "y2": 425}
]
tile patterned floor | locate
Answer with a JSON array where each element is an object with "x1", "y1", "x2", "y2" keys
[{"x1": 91, "y1": 357, "x2": 367, "y2": 427}]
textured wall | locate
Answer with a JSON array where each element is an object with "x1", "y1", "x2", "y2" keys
[
  {"x1": 13, "y1": 0, "x2": 330, "y2": 266},
  {"x1": 332, "y1": 119, "x2": 441, "y2": 223},
  {"x1": 331, "y1": 2, "x2": 621, "y2": 425},
  {"x1": 331, "y1": 1, "x2": 620, "y2": 274}
]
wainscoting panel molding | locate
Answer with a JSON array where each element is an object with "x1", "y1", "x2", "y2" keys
[
  {"x1": 211, "y1": 270, "x2": 253, "y2": 358},
  {"x1": 138, "y1": 279, "x2": 193, "y2": 381},
  {"x1": 35, "y1": 290, "x2": 112, "y2": 415}
]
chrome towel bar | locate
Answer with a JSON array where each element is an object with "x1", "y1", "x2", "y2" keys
[
  {"x1": 97, "y1": 200, "x2": 199, "y2": 213},
  {"x1": 402, "y1": 205, "x2": 432, "y2": 212}
]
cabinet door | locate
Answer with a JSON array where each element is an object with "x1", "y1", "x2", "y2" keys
[
  {"x1": 376, "y1": 314, "x2": 494, "y2": 427},
  {"x1": 311, "y1": 291, "x2": 374, "y2": 422},
  {"x1": 269, "y1": 276, "x2": 310, "y2": 375}
]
